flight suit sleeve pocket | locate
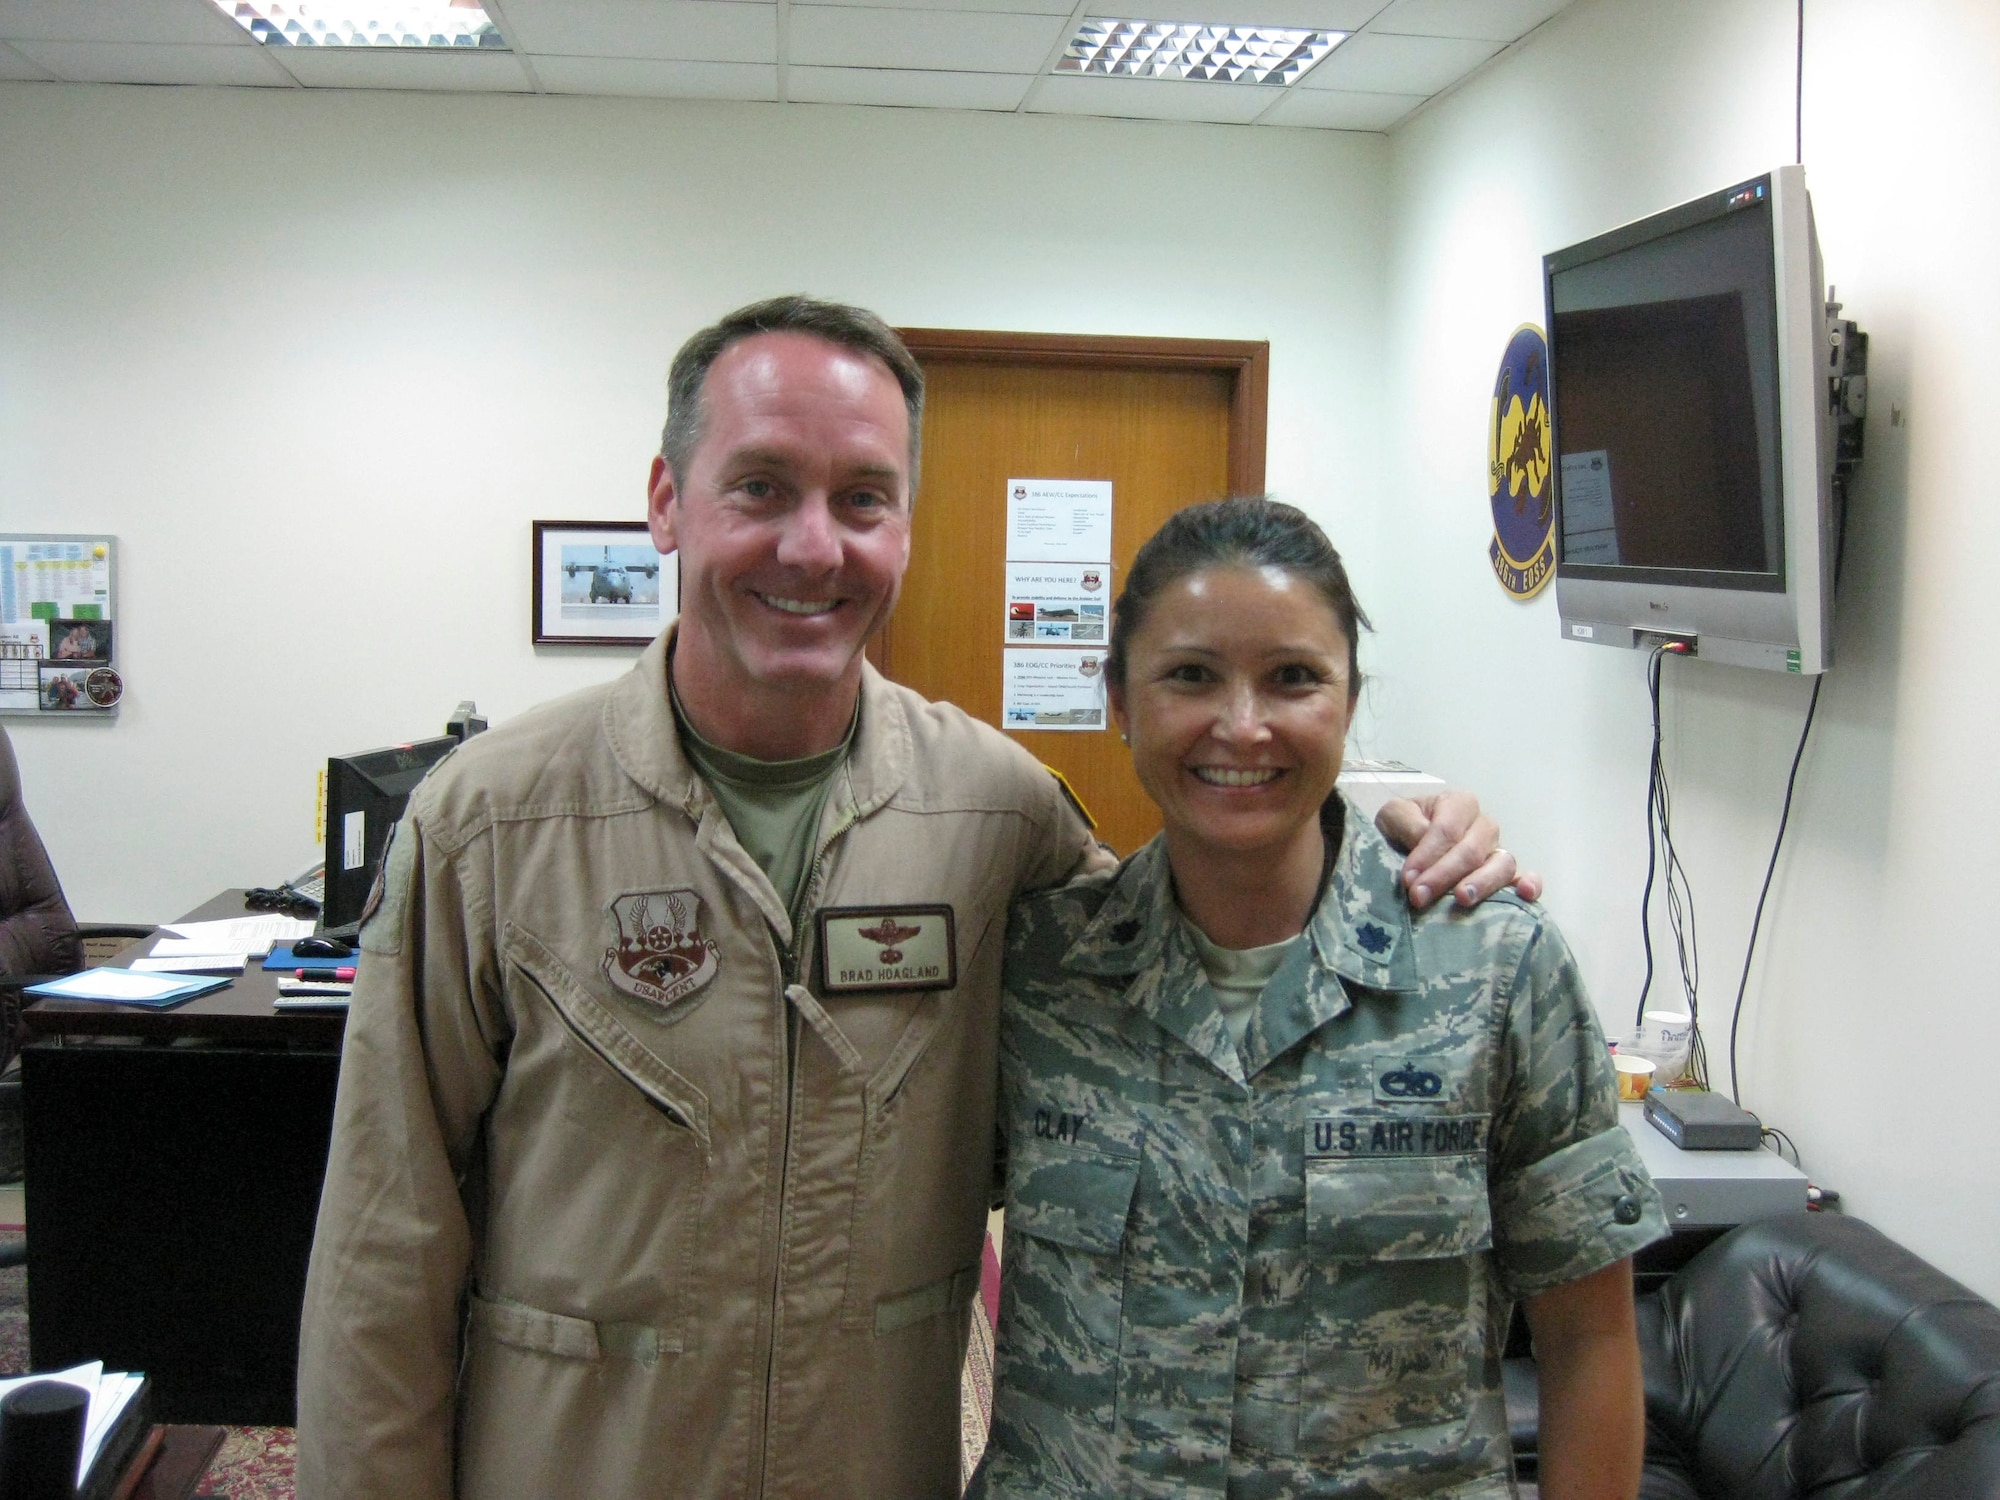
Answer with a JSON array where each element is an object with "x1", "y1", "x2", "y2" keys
[{"x1": 1300, "y1": 1148, "x2": 1491, "y2": 1452}]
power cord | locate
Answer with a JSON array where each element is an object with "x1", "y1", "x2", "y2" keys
[
  {"x1": 244, "y1": 883, "x2": 320, "y2": 917},
  {"x1": 1635, "y1": 642, "x2": 1708, "y2": 1088}
]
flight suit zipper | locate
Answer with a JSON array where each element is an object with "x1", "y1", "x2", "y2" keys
[{"x1": 753, "y1": 805, "x2": 859, "y2": 1498}]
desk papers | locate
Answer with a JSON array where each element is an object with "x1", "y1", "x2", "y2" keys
[
  {"x1": 155, "y1": 914, "x2": 314, "y2": 956},
  {"x1": 0, "y1": 1362, "x2": 146, "y2": 1488},
  {"x1": 130, "y1": 955, "x2": 246, "y2": 974},
  {"x1": 25, "y1": 969, "x2": 229, "y2": 1007}
]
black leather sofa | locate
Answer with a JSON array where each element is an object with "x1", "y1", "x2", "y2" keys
[{"x1": 1633, "y1": 1211, "x2": 2000, "y2": 1498}]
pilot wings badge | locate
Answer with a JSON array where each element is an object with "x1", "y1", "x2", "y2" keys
[
  {"x1": 817, "y1": 905, "x2": 958, "y2": 994},
  {"x1": 855, "y1": 917, "x2": 921, "y2": 964},
  {"x1": 602, "y1": 888, "x2": 720, "y2": 1013}
]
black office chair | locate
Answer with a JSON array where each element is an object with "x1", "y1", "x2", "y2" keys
[{"x1": 0, "y1": 726, "x2": 152, "y2": 1262}]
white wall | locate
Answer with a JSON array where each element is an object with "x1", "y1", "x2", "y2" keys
[
  {"x1": 1378, "y1": 0, "x2": 2000, "y2": 1298},
  {"x1": 0, "y1": 83, "x2": 1389, "y2": 922}
]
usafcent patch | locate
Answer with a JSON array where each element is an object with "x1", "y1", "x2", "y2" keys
[
  {"x1": 817, "y1": 906, "x2": 957, "y2": 994},
  {"x1": 602, "y1": 889, "x2": 720, "y2": 1013}
]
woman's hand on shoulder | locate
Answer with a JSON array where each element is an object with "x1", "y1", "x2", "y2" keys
[{"x1": 1374, "y1": 790, "x2": 1544, "y2": 910}]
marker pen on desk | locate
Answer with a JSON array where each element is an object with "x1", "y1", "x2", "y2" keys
[{"x1": 299, "y1": 967, "x2": 357, "y2": 982}]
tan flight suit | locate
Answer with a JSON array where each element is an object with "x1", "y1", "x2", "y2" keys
[{"x1": 296, "y1": 631, "x2": 1102, "y2": 1499}]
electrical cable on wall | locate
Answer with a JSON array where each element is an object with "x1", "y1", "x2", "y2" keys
[{"x1": 1634, "y1": 641, "x2": 1709, "y2": 1091}]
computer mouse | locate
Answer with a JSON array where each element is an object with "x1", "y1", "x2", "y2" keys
[{"x1": 294, "y1": 936, "x2": 354, "y2": 959}]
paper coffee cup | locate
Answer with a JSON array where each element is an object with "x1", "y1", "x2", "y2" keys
[
  {"x1": 1614, "y1": 1054, "x2": 1656, "y2": 1102},
  {"x1": 1637, "y1": 1010, "x2": 1693, "y2": 1085}
]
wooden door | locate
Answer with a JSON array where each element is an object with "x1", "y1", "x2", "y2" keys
[{"x1": 877, "y1": 332, "x2": 1267, "y2": 857}]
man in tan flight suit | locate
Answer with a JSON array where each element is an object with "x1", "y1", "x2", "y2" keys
[{"x1": 295, "y1": 296, "x2": 1521, "y2": 1499}]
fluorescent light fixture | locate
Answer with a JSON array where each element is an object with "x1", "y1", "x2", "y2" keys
[
  {"x1": 214, "y1": 1, "x2": 508, "y2": 49},
  {"x1": 1057, "y1": 18, "x2": 1343, "y2": 85}
]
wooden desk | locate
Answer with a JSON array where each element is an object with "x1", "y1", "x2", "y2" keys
[
  {"x1": 21, "y1": 893, "x2": 345, "y2": 1425},
  {"x1": 119, "y1": 1425, "x2": 226, "y2": 1500}
]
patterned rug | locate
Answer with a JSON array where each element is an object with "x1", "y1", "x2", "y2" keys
[
  {"x1": 0, "y1": 1228, "x2": 995, "y2": 1498},
  {"x1": 0, "y1": 1231, "x2": 295, "y2": 1498}
]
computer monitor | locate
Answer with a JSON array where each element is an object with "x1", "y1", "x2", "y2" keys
[
  {"x1": 1544, "y1": 165, "x2": 1839, "y2": 674},
  {"x1": 321, "y1": 737, "x2": 456, "y2": 932}
]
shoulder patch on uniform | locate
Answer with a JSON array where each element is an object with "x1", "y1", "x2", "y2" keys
[
  {"x1": 1041, "y1": 763, "x2": 1095, "y2": 831},
  {"x1": 357, "y1": 818, "x2": 414, "y2": 955}
]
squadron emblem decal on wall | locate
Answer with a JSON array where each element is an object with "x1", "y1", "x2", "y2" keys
[
  {"x1": 1487, "y1": 322, "x2": 1556, "y2": 599},
  {"x1": 603, "y1": 888, "x2": 720, "y2": 1011}
]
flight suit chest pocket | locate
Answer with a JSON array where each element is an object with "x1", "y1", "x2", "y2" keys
[
  {"x1": 1004, "y1": 1140, "x2": 1141, "y2": 1349},
  {"x1": 1300, "y1": 1115, "x2": 1492, "y2": 1453}
]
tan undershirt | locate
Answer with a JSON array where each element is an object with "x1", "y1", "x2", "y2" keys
[{"x1": 1182, "y1": 916, "x2": 1302, "y2": 1054}]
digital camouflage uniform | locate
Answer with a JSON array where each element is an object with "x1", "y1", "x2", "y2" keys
[{"x1": 982, "y1": 800, "x2": 1667, "y2": 1499}]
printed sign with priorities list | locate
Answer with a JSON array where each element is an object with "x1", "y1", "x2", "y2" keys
[
  {"x1": 1005, "y1": 479, "x2": 1112, "y2": 564},
  {"x1": 1002, "y1": 648, "x2": 1107, "y2": 732},
  {"x1": 1004, "y1": 563, "x2": 1109, "y2": 643}
]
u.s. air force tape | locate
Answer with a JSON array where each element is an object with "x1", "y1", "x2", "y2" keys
[
  {"x1": 1307, "y1": 1114, "x2": 1489, "y2": 1158},
  {"x1": 817, "y1": 905, "x2": 957, "y2": 994}
]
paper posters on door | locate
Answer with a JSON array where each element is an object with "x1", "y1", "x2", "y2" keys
[
  {"x1": 1002, "y1": 648, "x2": 1106, "y2": 732},
  {"x1": 1005, "y1": 563, "x2": 1108, "y2": 643},
  {"x1": 1006, "y1": 479, "x2": 1112, "y2": 564}
]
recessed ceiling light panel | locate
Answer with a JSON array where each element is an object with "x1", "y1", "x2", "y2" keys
[
  {"x1": 214, "y1": 1, "x2": 509, "y2": 49},
  {"x1": 1057, "y1": 18, "x2": 1343, "y2": 85}
]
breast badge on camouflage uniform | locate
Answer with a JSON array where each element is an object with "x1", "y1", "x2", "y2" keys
[{"x1": 602, "y1": 888, "x2": 720, "y2": 1012}]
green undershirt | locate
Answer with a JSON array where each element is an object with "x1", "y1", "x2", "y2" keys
[{"x1": 670, "y1": 681, "x2": 856, "y2": 918}]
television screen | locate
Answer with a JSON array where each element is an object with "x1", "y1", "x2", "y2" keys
[{"x1": 1550, "y1": 192, "x2": 1783, "y2": 588}]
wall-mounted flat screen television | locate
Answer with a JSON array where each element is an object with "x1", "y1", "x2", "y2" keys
[{"x1": 1544, "y1": 165, "x2": 1836, "y2": 674}]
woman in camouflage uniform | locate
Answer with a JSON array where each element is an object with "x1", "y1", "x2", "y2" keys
[{"x1": 977, "y1": 497, "x2": 1666, "y2": 1499}]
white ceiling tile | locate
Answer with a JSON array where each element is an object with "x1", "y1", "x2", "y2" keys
[
  {"x1": 1027, "y1": 71, "x2": 1274, "y2": 124},
  {"x1": 1257, "y1": 84, "x2": 1419, "y2": 128},
  {"x1": 1298, "y1": 28, "x2": 1494, "y2": 92},
  {"x1": 1084, "y1": 0, "x2": 1388, "y2": 28},
  {"x1": 531, "y1": 54, "x2": 776, "y2": 98},
  {"x1": 9, "y1": 38, "x2": 293, "y2": 84},
  {"x1": 0, "y1": 37, "x2": 54, "y2": 76},
  {"x1": 795, "y1": 0, "x2": 1071, "y2": 14},
  {"x1": 496, "y1": 0, "x2": 773, "y2": 63},
  {"x1": 1369, "y1": 0, "x2": 1572, "y2": 43},
  {"x1": 788, "y1": 7, "x2": 1065, "y2": 73},
  {"x1": 788, "y1": 64, "x2": 1027, "y2": 108},
  {"x1": 0, "y1": 0, "x2": 249, "y2": 45},
  {"x1": 267, "y1": 45, "x2": 533, "y2": 90}
]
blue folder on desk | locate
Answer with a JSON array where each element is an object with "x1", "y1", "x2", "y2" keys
[
  {"x1": 25, "y1": 969, "x2": 231, "y2": 1008},
  {"x1": 263, "y1": 944, "x2": 354, "y2": 973}
]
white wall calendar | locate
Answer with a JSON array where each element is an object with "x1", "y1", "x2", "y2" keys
[{"x1": 0, "y1": 534, "x2": 122, "y2": 716}]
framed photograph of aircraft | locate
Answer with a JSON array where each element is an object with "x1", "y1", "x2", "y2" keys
[{"x1": 532, "y1": 520, "x2": 677, "y2": 646}]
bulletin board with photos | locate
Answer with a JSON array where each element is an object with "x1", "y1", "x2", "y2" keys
[{"x1": 0, "y1": 534, "x2": 122, "y2": 715}]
